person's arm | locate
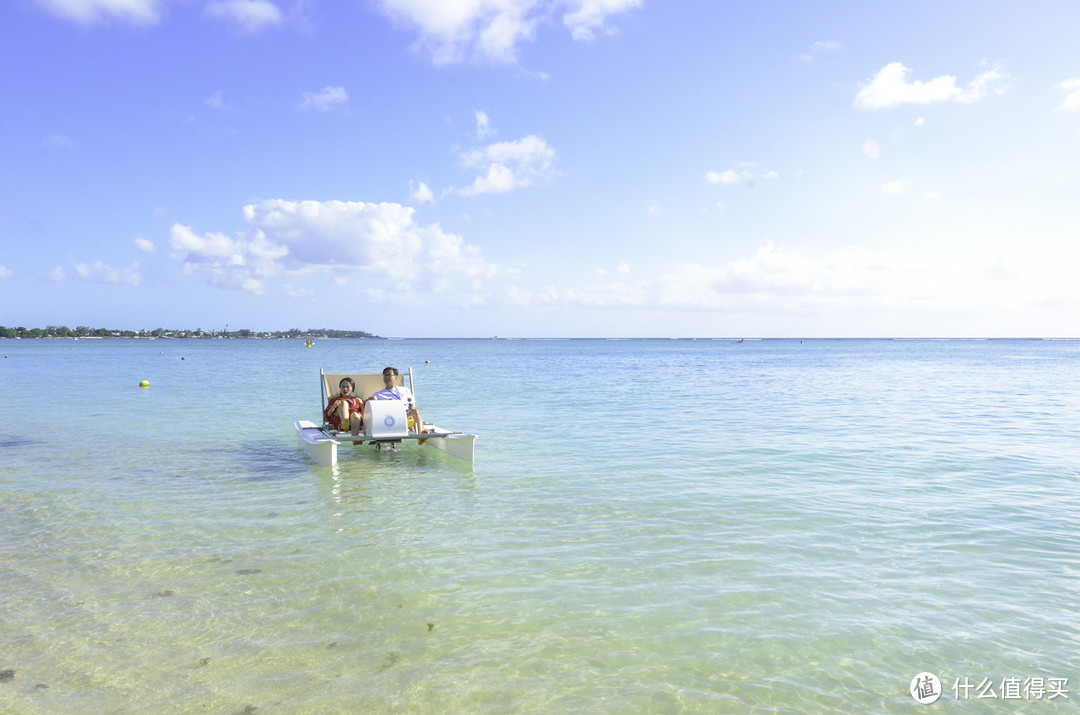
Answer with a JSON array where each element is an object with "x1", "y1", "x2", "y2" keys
[
  {"x1": 406, "y1": 390, "x2": 423, "y2": 431},
  {"x1": 324, "y1": 396, "x2": 341, "y2": 421}
]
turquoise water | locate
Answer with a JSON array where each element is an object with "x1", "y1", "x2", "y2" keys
[{"x1": 2, "y1": 337, "x2": 1080, "y2": 713}]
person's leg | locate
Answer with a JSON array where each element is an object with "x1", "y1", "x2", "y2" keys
[{"x1": 334, "y1": 401, "x2": 350, "y2": 431}]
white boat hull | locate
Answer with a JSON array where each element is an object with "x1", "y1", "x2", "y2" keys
[
  {"x1": 296, "y1": 420, "x2": 338, "y2": 467},
  {"x1": 295, "y1": 419, "x2": 475, "y2": 467},
  {"x1": 421, "y1": 432, "x2": 476, "y2": 461}
]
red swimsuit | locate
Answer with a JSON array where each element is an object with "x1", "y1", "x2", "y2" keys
[{"x1": 324, "y1": 396, "x2": 363, "y2": 430}]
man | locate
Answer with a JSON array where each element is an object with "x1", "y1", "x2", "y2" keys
[{"x1": 371, "y1": 366, "x2": 424, "y2": 433}]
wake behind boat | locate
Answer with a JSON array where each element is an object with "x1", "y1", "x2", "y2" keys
[{"x1": 295, "y1": 368, "x2": 476, "y2": 467}]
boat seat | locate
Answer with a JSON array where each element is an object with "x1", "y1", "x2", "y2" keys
[{"x1": 320, "y1": 370, "x2": 415, "y2": 414}]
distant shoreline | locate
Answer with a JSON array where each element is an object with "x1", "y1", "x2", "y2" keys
[
  {"x1": 0, "y1": 327, "x2": 380, "y2": 339},
  {"x1": 3, "y1": 332, "x2": 1078, "y2": 341}
]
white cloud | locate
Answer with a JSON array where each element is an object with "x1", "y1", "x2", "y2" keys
[
  {"x1": 881, "y1": 179, "x2": 939, "y2": 199},
  {"x1": 458, "y1": 135, "x2": 556, "y2": 196},
  {"x1": 169, "y1": 222, "x2": 287, "y2": 293},
  {"x1": 502, "y1": 242, "x2": 1080, "y2": 321},
  {"x1": 41, "y1": 135, "x2": 76, "y2": 149},
  {"x1": 799, "y1": 39, "x2": 841, "y2": 62},
  {"x1": 135, "y1": 236, "x2": 158, "y2": 253},
  {"x1": 562, "y1": 0, "x2": 641, "y2": 41},
  {"x1": 170, "y1": 226, "x2": 248, "y2": 258},
  {"x1": 705, "y1": 164, "x2": 776, "y2": 186},
  {"x1": 376, "y1": 0, "x2": 638, "y2": 64},
  {"x1": 299, "y1": 86, "x2": 348, "y2": 112},
  {"x1": 882, "y1": 179, "x2": 912, "y2": 195},
  {"x1": 283, "y1": 284, "x2": 313, "y2": 299},
  {"x1": 1059, "y1": 78, "x2": 1080, "y2": 110},
  {"x1": 34, "y1": 0, "x2": 160, "y2": 24},
  {"x1": 705, "y1": 169, "x2": 745, "y2": 185},
  {"x1": 855, "y1": 63, "x2": 958, "y2": 108},
  {"x1": 38, "y1": 0, "x2": 286, "y2": 30},
  {"x1": 205, "y1": 0, "x2": 282, "y2": 32},
  {"x1": 48, "y1": 267, "x2": 66, "y2": 282},
  {"x1": 597, "y1": 262, "x2": 630, "y2": 277},
  {"x1": 0, "y1": 266, "x2": 12, "y2": 279},
  {"x1": 863, "y1": 140, "x2": 881, "y2": 159},
  {"x1": 73, "y1": 261, "x2": 142, "y2": 286},
  {"x1": 377, "y1": 0, "x2": 537, "y2": 64},
  {"x1": 204, "y1": 90, "x2": 227, "y2": 110},
  {"x1": 170, "y1": 200, "x2": 505, "y2": 299},
  {"x1": 961, "y1": 63, "x2": 1009, "y2": 103},
  {"x1": 475, "y1": 109, "x2": 493, "y2": 139},
  {"x1": 854, "y1": 61, "x2": 1009, "y2": 109},
  {"x1": 410, "y1": 180, "x2": 435, "y2": 205}
]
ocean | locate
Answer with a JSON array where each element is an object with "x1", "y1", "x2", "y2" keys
[{"x1": 2, "y1": 337, "x2": 1079, "y2": 713}]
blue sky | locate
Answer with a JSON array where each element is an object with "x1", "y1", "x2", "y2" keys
[{"x1": 2, "y1": 0, "x2": 1079, "y2": 337}]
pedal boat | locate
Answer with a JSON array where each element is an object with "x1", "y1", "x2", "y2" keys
[{"x1": 295, "y1": 368, "x2": 476, "y2": 467}]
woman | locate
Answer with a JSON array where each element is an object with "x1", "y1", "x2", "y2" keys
[{"x1": 324, "y1": 377, "x2": 364, "y2": 436}]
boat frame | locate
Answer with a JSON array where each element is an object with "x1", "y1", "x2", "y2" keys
[{"x1": 295, "y1": 368, "x2": 476, "y2": 467}]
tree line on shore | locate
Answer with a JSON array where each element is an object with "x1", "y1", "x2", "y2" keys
[{"x1": 0, "y1": 326, "x2": 379, "y2": 339}]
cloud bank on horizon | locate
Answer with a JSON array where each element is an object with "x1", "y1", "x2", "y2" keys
[{"x1": 4, "y1": 0, "x2": 1080, "y2": 336}]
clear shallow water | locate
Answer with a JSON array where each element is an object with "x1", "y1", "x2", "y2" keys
[{"x1": 2, "y1": 337, "x2": 1080, "y2": 713}]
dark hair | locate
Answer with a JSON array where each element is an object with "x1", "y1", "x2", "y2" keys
[
  {"x1": 339, "y1": 377, "x2": 356, "y2": 390},
  {"x1": 382, "y1": 367, "x2": 398, "y2": 376}
]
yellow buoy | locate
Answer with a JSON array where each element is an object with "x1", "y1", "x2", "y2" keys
[{"x1": 139, "y1": 380, "x2": 150, "y2": 387}]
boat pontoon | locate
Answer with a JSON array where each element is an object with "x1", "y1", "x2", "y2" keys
[{"x1": 295, "y1": 368, "x2": 476, "y2": 467}]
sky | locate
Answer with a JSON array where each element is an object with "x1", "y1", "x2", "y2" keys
[{"x1": 2, "y1": 0, "x2": 1079, "y2": 338}]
